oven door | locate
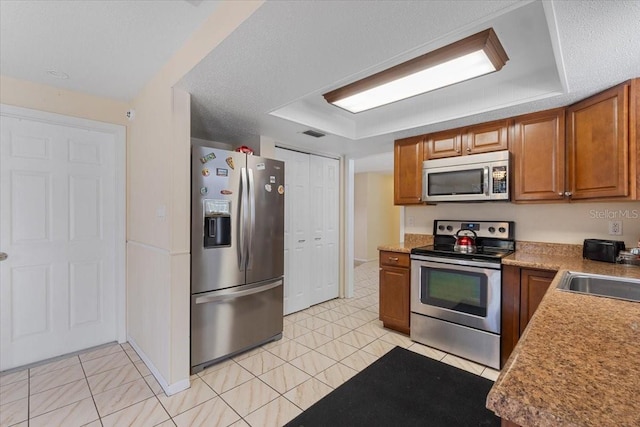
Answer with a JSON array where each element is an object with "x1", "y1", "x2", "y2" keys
[{"x1": 410, "y1": 256, "x2": 501, "y2": 334}]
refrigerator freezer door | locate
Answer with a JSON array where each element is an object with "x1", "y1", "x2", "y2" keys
[
  {"x1": 191, "y1": 147, "x2": 247, "y2": 294},
  {"x1": 246, "y1": 156, "x2": 285, "y2": 285},
  {"x1": 190, "y1": 279, "x2": 284, "y2": 372}
]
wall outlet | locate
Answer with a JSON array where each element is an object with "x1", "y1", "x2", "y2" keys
[
  {"x1": 608, "y1": 220, "x2": 622, "y2": 235},
  {"x1": 407, "y1": 216, "x2": 415, "y2": 226}
]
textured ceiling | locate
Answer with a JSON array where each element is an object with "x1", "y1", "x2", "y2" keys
[
  {"x1": 179, "y1": 0, "x2": 640, "y2": 170},
  {"x1": 1, "y1": 1, "x2": 639, "y2": 173},
  {"x1": 0, "y1": 0, "x2": 220, "y2": 101}
]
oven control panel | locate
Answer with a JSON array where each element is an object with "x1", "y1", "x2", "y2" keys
[{"x1": 433, "y1": 220, "x2": 513, "y2": 239}]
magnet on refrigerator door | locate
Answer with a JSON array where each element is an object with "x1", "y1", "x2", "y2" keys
[{"x1": 200, "y1": 152, "x2": 216, "y2": 164}]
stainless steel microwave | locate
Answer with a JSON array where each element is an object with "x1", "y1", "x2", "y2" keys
[{"x1": 422, "y1": 150, "x2": 510, "y2": 202}]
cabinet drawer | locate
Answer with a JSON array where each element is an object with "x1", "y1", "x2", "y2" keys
[{"x1": 379, "y1": 251, "x2": 410, "y2": 268}]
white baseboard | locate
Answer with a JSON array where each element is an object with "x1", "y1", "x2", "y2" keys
[{"x1": 127, "y1": 336, "x2": 190, "y2": 396}]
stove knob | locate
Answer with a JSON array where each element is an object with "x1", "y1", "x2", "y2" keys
[
  {"x1": 488, "y1": 226, "x2": 496, "y2": 233},
  {"x1": 446, "y1": 225, "x2": 453, "y2": 232},
  {"x1": 438, "y1": 225, "x2": 445, "y2": 231},
  {"x1": 498, "y1": 227, "x2": 506, "y2": 234}
]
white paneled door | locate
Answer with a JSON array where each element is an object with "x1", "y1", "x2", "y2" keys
[
  {"x1": 0, "y1": 107, "x2": 125, "y2": 370},
  {"x1": 309, "y1": 155, "x2": 339, "y2": 306},
  {"x1": 276, "y1": 148, "x2": 340, "y2": 315},
  {"x1": 276, "y1": 148, "x2": 310, "y2": 315}
]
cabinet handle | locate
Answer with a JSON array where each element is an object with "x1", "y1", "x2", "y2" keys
[
  {"x1": 388, "y1": 257, "x2": 399, "y2": 262},
  {"x1": 466, "y1": 147, "x2": 471, "y2": 152},
  {"x1": 314, "y1": 237, "x2": 321, "y2": 240},
  {"x1": 558, "y1": 192, "x2": 563, "y2": 196},
  {"x1": 298, "y1": 239, "x2": 306, "y2": 243},
  {"x1": 564, "y1": 191, "x2": 573, "y2": 197}
]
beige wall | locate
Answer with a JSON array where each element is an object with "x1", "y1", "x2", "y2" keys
[
  {"x1": 354, "y1": 173, "x2": 402, "y2": 261},
  {"x1": 405, "y1": 201, "x2": 640, "y2": 247},
  {"x1": 0, "y1": 75, "x2": 128, "y2": 126},
  {"x1": 125, "y1": 1, "x2": 264, "y2": 392},
  {"x1": 354, "y1": 174, "x2": 368, "y2": 260}
]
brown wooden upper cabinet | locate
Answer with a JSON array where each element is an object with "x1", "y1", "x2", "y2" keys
[
  {"x1": 394, "y1": 136, "x2": 424, "y2": 205},
  {"x1": 513, "y1": 108, "x2": 566, "y2": 201},
  {"x1": 424, "y1": 119, "x2": 509, "y2": 160},
  {"x1": 424, "y1": 129, "x2": 462, "y2": 159},
  {"x1": 567, "y1": 82, "x2": 635, "y2": 200},
  {"x1": 465, "y1": 119, "x2": 510, "y2": 155},
  {"x1": 513, "y1": 79, "x2": 638, "y2": 202},
  {"x1": 393, "y1": 78, "x2": 639, "y2": 206}
]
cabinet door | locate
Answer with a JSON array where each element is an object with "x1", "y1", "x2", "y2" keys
[
  {"x1": 425, "y1": 129, "x2": 461, "y2": 159},
  {"x1": 567, "y1": 83, "x2": 630, "y2": 199},
  {"x1": 519, "y1": 269, "x2": 556, "y2": 335},
  {"x1": 464, "y1": 119, "x2": 509, "y2": 155},
  {"x1": 379, "y1": 265, "x2": 410, "y2": 334},
  {"x1": 394, "y1": 136, "x2": 424, "y2": 205},
  {"x1": 501, "y1": 265, "x2": 521, "y2": 367},
  {"x1": 513, "y1": 109, "x2": 566, "y2": 201}
]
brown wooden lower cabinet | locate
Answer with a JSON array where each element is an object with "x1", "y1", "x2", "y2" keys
[
  {"x1": 379, "y1": 251, "x2": 410, "y2": 334},
  {"x1": 501, "y1": 265, "x2": 557, "y2": 366},
  {"x1": 501, "y1": 419, "x2": 520, "y2": 427}
]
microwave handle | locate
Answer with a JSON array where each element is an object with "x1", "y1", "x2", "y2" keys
[{"x1": 484, "y1": 166, "x2": 490, "y2": 196}]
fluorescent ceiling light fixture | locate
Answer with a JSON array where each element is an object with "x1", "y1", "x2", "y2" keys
[{"x1": 323, "y1": 28, "x2": 508, "y2": 113}]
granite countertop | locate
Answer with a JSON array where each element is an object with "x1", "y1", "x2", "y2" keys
[
  {"x1": 377, "y1": 234, "x2": 434, "y2": 254},
  {"x1": 488, "y1": 250, "x2": 640, "y2": 426},
  {"x1": 503, "y1": 251, "x2": 640, "y2": 277}
]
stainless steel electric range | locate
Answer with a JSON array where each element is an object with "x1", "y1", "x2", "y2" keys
[{"x1": 410, "y1": 220, "x2": 515, "y2": 369}]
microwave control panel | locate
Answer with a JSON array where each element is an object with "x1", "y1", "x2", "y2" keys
[{"x1": 491, "y1": 166, "x2": 508, "y2": 194}]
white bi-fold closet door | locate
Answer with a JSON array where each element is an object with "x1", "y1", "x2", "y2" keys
[
  {"x1": 0, "y1": 106, "x2": 125, "y2": 370},
  {"x1": 275, "y1": 148, "x2": 339, "y2": 315}
]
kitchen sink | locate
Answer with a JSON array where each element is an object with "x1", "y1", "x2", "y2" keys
[{"x1": 557, "y1": 271, "x2": 640, "y2": 303}]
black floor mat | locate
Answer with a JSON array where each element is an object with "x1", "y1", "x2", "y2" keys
[{"x1": 285, "y1": 346, "x2": 500, "y2": 427}]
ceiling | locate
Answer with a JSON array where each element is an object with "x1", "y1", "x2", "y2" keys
[
  {"x1": 0, "y1": 0, "x2": 220, "y2": 101},
  {"x1": 2, "y1": 1, "x2": 640, "y2": 172}
]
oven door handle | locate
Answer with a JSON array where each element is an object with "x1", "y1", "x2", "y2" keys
[{"x1": 410, "y1": 255, "x2": 501, "y2": 270}]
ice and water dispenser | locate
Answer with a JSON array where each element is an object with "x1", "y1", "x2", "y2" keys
[{"x1": 203, "y1": 199, "x2": 231, "y2": 248}]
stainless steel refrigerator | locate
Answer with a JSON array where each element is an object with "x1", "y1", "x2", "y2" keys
[{"x1": 190, "y1": 146, "x2": 284, "y2": 373}]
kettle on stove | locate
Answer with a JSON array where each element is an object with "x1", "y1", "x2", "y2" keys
[{"x1": 454, "y1": 229, "x2": 477, "y2": 253}]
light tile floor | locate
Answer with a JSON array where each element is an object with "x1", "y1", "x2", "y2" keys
[{"x1": 0, "y1": 261, "x2": 500, "y2": 427}]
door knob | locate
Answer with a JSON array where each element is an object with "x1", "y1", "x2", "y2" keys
[{"x1": 0, "y1": 252, "x2": 7, "y2": 261}]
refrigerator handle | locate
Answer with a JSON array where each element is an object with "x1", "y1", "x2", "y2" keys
[
  {"x1": 247, "y1": 168, "x2": 255, "y2": 270},
  {"x1": 194, "y1": 279, "x2": 283, "y2": 304},
  {"x1": 239, "y1": 167, "x2": 249, "y2": 270}
]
